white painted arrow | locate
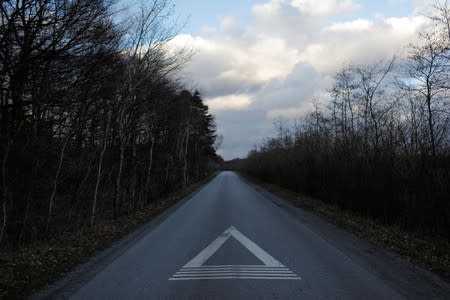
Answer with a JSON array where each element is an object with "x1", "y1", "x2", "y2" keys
[{"x1": 169, "y1": 226, "x2": 301, "y2": 281}]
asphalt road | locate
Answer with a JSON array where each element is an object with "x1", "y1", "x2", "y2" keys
[{"x1": 35, "y1": 171, "x2": 450, "y2": 299}]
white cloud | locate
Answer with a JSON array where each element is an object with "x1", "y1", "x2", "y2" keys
[
  {"x1": 169, "y1": 0, "x2": 432, "y2": 159},
  {"x1": 170, "y1": 31, "x2": 300, "y2": 98},
  {"x1": 206, "y1": 94, "x2": 253, "y2": 112},
  {"x1": 267, "y1": 106, "x2": 310, "y2": 119},
  {"x1": 291, "y1": 0, "x2": 361, "y2": 16},
  {"x1": 301, "y1": 15, "x2": 430, "y2": 73},
  {"x1": 324, "y1": 19, "x2": 373, "y2": 32}
]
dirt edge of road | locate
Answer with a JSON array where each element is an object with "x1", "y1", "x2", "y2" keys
[
  {"x1": 238, "y1": 173, "x2": 450, "y2": 282},
  {"x1": 0, "y1": 173, "x2": 219, "y2": 300}
]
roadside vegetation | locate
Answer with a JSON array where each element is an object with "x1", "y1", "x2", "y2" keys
[
  {"x1": 235, "y1": 1, "x2": 450, "y2": 275},
  {"x1": 0, "y1": 173, "x2": 218, "y2": 299},
  {"x1": 0, "y1": 0, "x2": 222, "y2": 294},
  {"x1": 239, "y1": 174, "x2": 450, "y2": 279},
  {"x1": 0, "y1": 0, "x2": 221, "y2": 247}
]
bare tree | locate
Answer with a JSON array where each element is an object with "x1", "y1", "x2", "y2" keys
[
  {"x1": 403, "y1": 32, "x2": 449, "y2": 156},
  {"x1": 354, "y1": 57, "x2": 396, "y2": 153},
  {"x1": 91, "y1": 110, "x2": 112, "y2": 227},
  {"x1": 0, "y1": 0, "x2": 220, "y2": 247},
  {"x1": 331, "y1": 66, "x2": 359, "y2": 142},
  {"x1": 432, "y1": 0, "x2": 450, "y2": 40}
]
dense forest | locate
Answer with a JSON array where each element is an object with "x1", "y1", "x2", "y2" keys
[
  {"x1": 0, "y1": 0, "x2": 221, "y2": 246},
  {"x1": 239, "y1": 2, "x2": 450, "y2": 238}
]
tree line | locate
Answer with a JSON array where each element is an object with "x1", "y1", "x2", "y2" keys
[
  {"x1": 239, "y1": 2, "x2": 450, "y2": 238},
  {"x1": 0, "y1": 0, "x2": 220, "y2": 246}
]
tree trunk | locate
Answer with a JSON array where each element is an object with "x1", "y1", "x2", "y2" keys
[
  {"x1": 144, "y1": 135, "x2": 155, "y2": 204},
  {"x1": 165, "y1": 155, "x2": 172, "y2": 184},
  {"x1": 18, "y1": 192, "x2": 31, "y2": 242},
  {"x1": 0, "y1": 140, "x2": 11, "y2": 244},
  {"x1": 114, "y1": 143, "x2": 125, "y2": 219},
  {"x1": 427, "y1": 96, "x2": 436, "y2": 156},
  {"x1": 47, "y1": 134, "x2": 71, "y2": 231},
  {"x1": 70, "y1": 157, "x2": 93, "y2": 220},
  {"x1": 91, "y1": 113, "x2": 111, "y2": 227},
  {"x1": 183, "y1": 127, "x2": 190, "y2": 187},
  {"x1": 130, "y1": 141, "x2": 137, "y2": 212}
]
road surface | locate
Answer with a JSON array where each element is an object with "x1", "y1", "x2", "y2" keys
[{"x1": 35, "y1": 172, "x2": 450, "y2": 299}]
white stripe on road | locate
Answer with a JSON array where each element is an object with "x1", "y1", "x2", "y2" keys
[
  {"x1": 180, "y1": 266, "x2": 290, "y2": 269},
  {"x1": 229, "y1": 227, "x2": 285, "y2": 268},
  {"x1": 178, "y1": 268, "x2": 290, "y2": 272},
  {"x1": 173, "y1": 273, "x2": 298, "y2": 277},
  {"x1": 180, "y1": 265, "x2": 286, "y2": 268},
  {"x1": 169, "y1": 226, "x2": 301, "y2": 281},
  {"x1": 173, "y1": 272, "x2": 297, "y2": 276},
  {"x1": 183, "y1": 226, "x2": 284, "y2": 268},
  {"x1": 175, "y1": 270, "x2": 295, "y2": 274},
  {"x1": 169, "y1": 276, "x2": 302, "y2": 281}
]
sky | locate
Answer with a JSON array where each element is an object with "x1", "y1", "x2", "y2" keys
[{"x1": 166, "y1": 0, "x2": 434, "y2": 160}]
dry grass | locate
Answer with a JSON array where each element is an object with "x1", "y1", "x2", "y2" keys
[{"x1": 241, "y1": 174, "x2": 450, "y2": 281}]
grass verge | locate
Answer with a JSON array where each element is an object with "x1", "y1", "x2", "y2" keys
[
  {"x1": 0, "y1": 173, "x2": 218, "y2": 299},
  {"x1": 240, "y1": 173, "x2": 450, "y2": 281}
]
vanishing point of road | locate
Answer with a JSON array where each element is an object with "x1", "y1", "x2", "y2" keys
[{"x1": 34, "y1": 172, "x2": 450, "y2": 299}]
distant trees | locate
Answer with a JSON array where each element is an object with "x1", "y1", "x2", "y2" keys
[
  {"x1": 0, "y1": 0, "x2": 220, "y2": 246},
  {"x1": 240, "y1": 2, "x2": 450, "y2": 238},
  {"x1": 330, "y1": 58, "x2": 396, "y2": 153},
  {"x1": 433, "y1": 0, "x2": 450, "y2": 40}
]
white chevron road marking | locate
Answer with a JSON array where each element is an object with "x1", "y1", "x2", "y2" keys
[{"x1": 169, "y1": 226, "x2": 301, "y2": 281}]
